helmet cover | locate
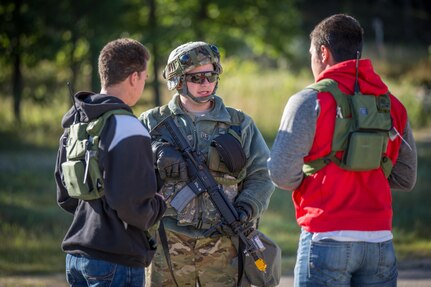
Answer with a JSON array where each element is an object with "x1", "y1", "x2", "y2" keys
[{"x1": 163, "y1": 41, "x2": 223, "y2": 90}]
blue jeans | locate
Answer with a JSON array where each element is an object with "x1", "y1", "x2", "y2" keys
[
  {"x1": 294, "y1": 230, "x2": 397, "y2": 287},
  {"x1": 65, "y1": 254, "x2": 145, "y2": 287}
]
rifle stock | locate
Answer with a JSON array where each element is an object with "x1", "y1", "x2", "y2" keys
[{"x1": 151, "y1": 116, "x2": 267, "y2": 273}]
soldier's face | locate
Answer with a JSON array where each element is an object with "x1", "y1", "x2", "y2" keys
[{"x1": 185, "y1": 64, "x2": 217, "y2": 100}]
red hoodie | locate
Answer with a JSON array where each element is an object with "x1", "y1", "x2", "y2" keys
[{"x1": 295, "y1": 59, "x2": 407, "y2": 232}]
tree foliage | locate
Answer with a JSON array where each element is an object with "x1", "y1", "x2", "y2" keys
[{"x1": 0, "y1": 0, "x2": 430, "y2": 121}]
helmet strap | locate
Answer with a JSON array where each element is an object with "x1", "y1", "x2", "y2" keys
[{"x1": 178, "y1": 78, "x2": 218, "y2": 104}]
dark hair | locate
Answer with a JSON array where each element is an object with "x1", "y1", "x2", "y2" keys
[
  {"x1": 98, "y1": 38, "x2": 150, "y2": 88},
  {"x1": 310, "y1": 14, "x2": 364, "y2": 63}
]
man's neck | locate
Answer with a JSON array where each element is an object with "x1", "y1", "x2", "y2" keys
[{"x1": 100, "y1": 84, "x2": 128, "y2": 105}]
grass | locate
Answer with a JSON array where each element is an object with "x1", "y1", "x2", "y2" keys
[
  {"x1": 1, "y1": 141, "x2": 430, "y2": 276},
  {"x1": 0, "y1": 62, "x2": 430, "y2": 276},
  {"x1": 0, "y1": 151, "x2": 70, "y2": 275}
]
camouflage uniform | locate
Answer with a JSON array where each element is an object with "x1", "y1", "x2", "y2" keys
[
  {"x1": 146, "y1": 229, "x2": 238, "y2": 287},
  {"x1": 140, "y1": 42, "x2": 274, "y2": 287}
]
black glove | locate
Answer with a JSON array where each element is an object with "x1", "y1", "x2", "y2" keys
[
  {"x1": 235, "y1": 202, "x2": 253, "y2": 224},
  {"x1": 153, "y1": 143, "x2": 188, "y2": 181}
]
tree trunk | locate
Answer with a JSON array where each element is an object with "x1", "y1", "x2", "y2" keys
[
  {"x1": 68, "y1": 31, "x2": 79, "y2": 103},
  {"x1": 12, "y1": 50, "x2": 22, "y2": 123},
  {"x1": 149, "y1": 0, "x2": 161, "y2": 107},
  {"x1": 90, "y1": 41, "x2": 102, "y2": 93},
  {"x1": 12, "y1": 0, "x2": 23, "y2": 123}
]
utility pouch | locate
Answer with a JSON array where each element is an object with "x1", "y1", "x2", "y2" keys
[
  {"x1": 342, "y1": 93, "x2": 391, "y2": 171},
  {"x1": 65, "y1": 122, "x2": 88, "y2": 160},
  {"x1": 351, "y1": 93, "x2": 392, "y2": 130},
  {"x1": 62, "y1": 121, "x2": 104, "y2": 200},
  {"x1": 343, "y1": 132, "x2": 385, "y2": 171},
  {"x1": 235, "y1": 230, "x2": 282, "y2": 287},
  {"x1": 62, "y1": 160, "x2": 88, "y2": 198},
  {"x1": 211, "y1": 133, "x2": 246, "y2": 174}
]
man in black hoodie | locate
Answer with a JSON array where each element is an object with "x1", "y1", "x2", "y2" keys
[{"x1": 54, "y1": 38, "x2": 166, "y2": 287}]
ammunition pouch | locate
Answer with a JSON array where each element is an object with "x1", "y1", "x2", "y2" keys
[
  {"x1": 208, "y1": 131, "x2": 247, "y2": 188},
  {"x1": 210, "y1": 132, "x2": 246, "y2": 174}
]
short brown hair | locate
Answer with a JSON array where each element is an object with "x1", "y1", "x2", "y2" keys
[
  {"x1": 98, "y1": 38, "x2": 150, "y2": 88},
  {"x1": 310, "y1": 14, "x2": 364, "y2": 63}
]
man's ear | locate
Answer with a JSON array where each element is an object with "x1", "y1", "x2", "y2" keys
[
  {"x1": 129, "y1": 71, "x2": 139, "y2": 86},
  {"x1": 320, "y1": 45, "x2": 334, "y2": 65}
]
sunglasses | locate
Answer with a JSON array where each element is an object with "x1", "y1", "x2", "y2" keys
[{"x1": 185, "y1": 72, "x2": 219, "y2": 84}]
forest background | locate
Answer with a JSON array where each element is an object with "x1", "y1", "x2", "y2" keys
[{"x1": 1, "y1": 0, "x2": 431, "y2": 278}]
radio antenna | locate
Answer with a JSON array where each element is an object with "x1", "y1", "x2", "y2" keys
[
  {"x1": 354, "y1": 51, "x2": 360, "y2": 94},
  {"x1": 67, "y1": 81, "x2": 80, "y2": 123}
]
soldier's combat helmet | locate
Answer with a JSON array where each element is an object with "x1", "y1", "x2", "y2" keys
[{"x1": 163, "y1": 41, "x2": 222, "y2": 103}]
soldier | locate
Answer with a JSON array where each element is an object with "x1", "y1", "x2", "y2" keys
[{"x1": 140, "y1": 41, "x2": 275, "y2": 286}]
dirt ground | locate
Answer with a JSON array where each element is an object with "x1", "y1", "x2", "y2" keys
[
  {"x1": 278, "y1": 269, "x2": 431, "y2": 287},
  {"x1": 0, "y1": 267, "x2": 430, "y2": 287}
]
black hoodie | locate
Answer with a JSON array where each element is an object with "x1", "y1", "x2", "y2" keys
[{"x1": 54, "y1": 91, "x2": 166, "y2": 267}]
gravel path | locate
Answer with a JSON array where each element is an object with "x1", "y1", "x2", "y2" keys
[
  {"x1": 1, "y1": 268, "x2": 430, "y2": 287},
  {"x1": 278, "y1": 269, "x2": 431, "y2": 286}
]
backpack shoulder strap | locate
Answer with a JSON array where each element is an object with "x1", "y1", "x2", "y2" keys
[
  {"x1": 307, "y1": 79, "x2": 352, "y2": 123},
  {"x1": 303, "y1": 79, "x2": 353, "y2": 175}
]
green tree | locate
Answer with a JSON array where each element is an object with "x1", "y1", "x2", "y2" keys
[
  {"x1": 0, "y1": 0, "x2": 55, "y2": 121},
  {"x1": 123, "y1": 0, "x2": 300, "y2": 105},
  {"x1": 1, "y1": 0, "x2": 301, "y2": 115}
]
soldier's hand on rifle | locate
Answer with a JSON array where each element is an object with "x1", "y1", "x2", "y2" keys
[
  {"x1": 153, "y1": 142, "x2": 188, "y2": 181},
  {"x1": 235, "y1": 202, "x2": 253, "y2": 224}
]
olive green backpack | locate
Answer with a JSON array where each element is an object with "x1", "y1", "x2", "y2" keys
[
  {"x1": 61, "y1": 109, "x2": 133, "y2": 200},
  {"x1": 303, "y1": 78, "x2": 393, "y2": 177}
]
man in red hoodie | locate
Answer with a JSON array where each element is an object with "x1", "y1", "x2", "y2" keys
[{"x1": 268, "y1": 14, "x2": 417, "y2": 286}]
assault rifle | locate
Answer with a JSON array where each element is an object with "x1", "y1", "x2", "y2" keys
[{"x1": 151, "y1": 116, "x2": 267, "y2": 273}]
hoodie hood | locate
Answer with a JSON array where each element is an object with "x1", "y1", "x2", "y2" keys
[
  {"x1": 317, "y1": 59, "x2": 389, "y2": 96},
  {"x1": 61, "y1": 91, "x2": 131, "y2": 128}
]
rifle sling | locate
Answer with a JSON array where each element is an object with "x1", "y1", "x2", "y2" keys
[
  {"x1": 237, "y1": 238, "x2": 245, "y2": 287},
  {"x1": 158, "y1": 221, "x2": 179, "y2": 287}
]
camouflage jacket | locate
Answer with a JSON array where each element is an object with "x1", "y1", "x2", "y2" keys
[{"x1": 139, "y1": 94, "x2": 274, "y2": 238}]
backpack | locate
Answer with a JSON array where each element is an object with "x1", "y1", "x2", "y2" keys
[
  {"x1": 303, "y1": 79, "x2": 393, "y2": 177},
  {"x1": 61, "y1": 109, "x2": 133, "y2": 200}
]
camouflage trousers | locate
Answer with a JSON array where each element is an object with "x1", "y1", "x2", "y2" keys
[{"x1": 145, "y1": 229, "x2": 245, "y2": 287}]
